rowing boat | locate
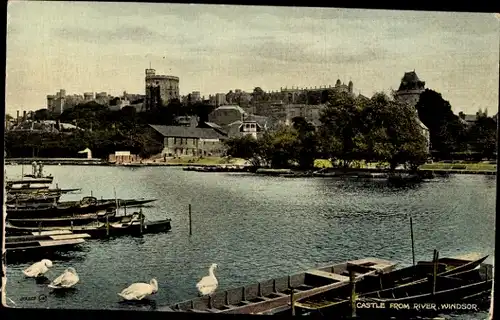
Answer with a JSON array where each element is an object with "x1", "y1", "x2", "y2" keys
[{"x1": 160, "y1": 258, "x2": 397, "y2": 314}]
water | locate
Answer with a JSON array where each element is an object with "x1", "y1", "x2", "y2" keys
[{"x1": 3, "y1": 165, "x2": 495, "y2": 318}]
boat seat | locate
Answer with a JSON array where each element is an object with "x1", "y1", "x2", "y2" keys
[
  {"x1": 188, "y1": 309, "x2": 209, "y2": 313},
  {"x1": 306, "y1": 270, "x2": 350, "y2": 282}
]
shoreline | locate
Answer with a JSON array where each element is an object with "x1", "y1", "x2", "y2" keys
[{"x1": 4, "y1": 158, "x2": 496, "y2": 176}]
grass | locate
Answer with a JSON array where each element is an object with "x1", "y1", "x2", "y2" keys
[
  {"x1": 314, "y1": 159, "x2": 496, "y2": 171},
  {"x1": 165, "y1": 157, "x2": 246, "y2": 165},
  {"x1": 420, "y1": 162, "x2": 496, "y2": 171},
  {"x1": 163, "y1": 157, "x2": 496, "y2": 171}
]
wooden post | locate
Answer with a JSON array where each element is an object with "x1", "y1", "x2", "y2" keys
[
  {"x1": 188, "y1": 204, "x2": 192, "y2": 236},
  {"x1": 290, "y1": 289, "x2": 295, "y2": 316},
  {"x1": 432, "y1": 249, "x2": 439, "y2": 295},
  {"x1": 349, "y1": 269, "x2": 357, "y2": 318},
  {"x1": 106, "y1": 211, "x2": 110, "y2": 237},
  {"x1": 38, "y1": 222, "x2": 42, "y2": 235},
  {"x1": 114, "y1": 188, "x2": 119, "y2": 213},
  {"x1": 90, "y1": 190, "x2": 93, "y2": 197},
  {"x1": 139, "y1": 208, "x2": 143, "y2": 234},
  {"x1": 410, "y1": 216, "x2": 415, "y2": 266},
  {"x1": 70, "y1": 221, "x2": 73, "y2": 232}
]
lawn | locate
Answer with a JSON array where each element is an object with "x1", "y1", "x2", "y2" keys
[
  {"x1": 314, "y1": 159, "x2": 497, "y2": 171},
  {"x1": 166, "y1": 157, "x2": 246, "y2": 165},
  {"x1": 420, "y1": 162, "x2": 496, "y2": 171}
]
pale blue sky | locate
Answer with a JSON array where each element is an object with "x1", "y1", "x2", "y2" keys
[{"x1": 6, "y1": 2, "x2": 499, "y2": 115}]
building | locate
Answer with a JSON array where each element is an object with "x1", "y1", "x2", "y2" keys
[
  {"x1": 276, "y1": 80, "x2": 354, "y2": 104},
  {"x1": 144, "y1": 68, "x2": 180, "y2": 110},
  {"x1": 208, "y1": 105, "x2": 247, "y2": 127},
  {"x1": 149, "y1": 119, "x2": 228, "y2": 157},
  {"x1": 224, "y1": 119, "x2": 263, "y2": 139},
  {"x1": 394, "y1": 70, "x2": 426, "y2": 107},
  {"x1": 47, "y1": 89, "x2": 67, "y2": 115},
  {"x1": 95, "y1": 92, "x2": 110, "y2": 105},
  {"x1": 84, "y1": 92, "x2": 94, "y2": 102},
  {"x1": 191, "y1": 91, "x2": 202, "y2": 103},
  {"x1": 394, "y1": 70, "x2": 430, "y2": 153},
  {"x1": 109, "y1": 97, "x2": 131, "y2": 111}
]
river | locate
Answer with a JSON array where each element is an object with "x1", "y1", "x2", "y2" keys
[{"x1": 3, "y1": 165, "x2": 495, "y2": 318}]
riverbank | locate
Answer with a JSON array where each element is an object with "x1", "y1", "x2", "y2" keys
[{"x1": 4, "y1": 157, "x2": 497, "y2": 176}]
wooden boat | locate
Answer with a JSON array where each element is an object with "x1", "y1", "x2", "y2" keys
[
  {"x1": 160, "y1": 258, "x2": 397, "y2": 314},
  {"x1": 7, "y1": 185, "x2": 50, "y2": 192},
  {"x1": 353, "y1": 268, "x2": 493, "y2": 317},
  {"x1": 6, "y1": 177, "x2": 54, "y2": 186},
  {"x1": 6, "y1": 196, "x2": 119, "y2": 218},
  {"x1": 6, "y1": 193, "x2": 61, "y2": 204},
  {"x1": 292, "y1": 255, "x2": 489, "y2": 316},
  {"x1": 7, "y1": 187, "x2": 81, "y2": 194},
  {"x1": 5, "y1": 214, "x2": 172, "y2": 239},
  {"x1": 6, "y1": 197, "x2": 157, "y2": 218},
  {"x1": 7, "y1": 210, "x2": 118, "y2": 227},
  {"x1": 23, "y1": 173, "x2": 54, "y2": 180},
  {"x1": 6, "y1": 232, "x2": 90, "y2": 261}
]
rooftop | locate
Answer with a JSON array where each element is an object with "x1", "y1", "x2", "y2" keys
[
  {"x1": 149, "y1": 124, "x2": 227, "y2": 140},
  {"x1": 398, "y1": 71, "x2": 426, "y2": 91},
  {"x1": 214, "y1": 105, "x2": 247, "y2": 114}
]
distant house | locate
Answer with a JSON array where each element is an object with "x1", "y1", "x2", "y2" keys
[
  {"x1": 458, "y1": 114, "x2": 478, "y2": 126},
  {"x1": 208, "y1": 105, "x2": 247, "y2": 126},
  {"x1": 225, "y1": 119, "x2": 264, "y2": 139},
  {"x1": 149, "y1": 120, "x2": 228, "y2": 157}
]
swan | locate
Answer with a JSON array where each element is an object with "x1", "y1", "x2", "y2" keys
[
  {"x1": 48, "y1": 267, "x2": 79, "y2": 289},
  {"x1": 23, "y1": 259, "x2": 53, "y2": 278},
  {"x1": 118, "y1": 279, "x2": 158, "y2": 301},
  {"x1": 196, "y1": 263, "x2": 218, "y2": 296}
]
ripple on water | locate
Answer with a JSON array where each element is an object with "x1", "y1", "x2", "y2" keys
[{"x1": 4, "y1": 166, "x2": 495, "y2": 313}]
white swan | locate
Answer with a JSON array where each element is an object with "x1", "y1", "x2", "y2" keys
[
  {"x1": 118, "y1": 279, "x2": 158, "y2": 301},
  {"x1": 48, "y1": 267, "x2": 79, "y2": 289},
  {"x1": 196, "y1": 263, "x2": 218, "y2": 296},
  {"x1": 23, "y1": 259, "x2": 53, "y2": 278}
]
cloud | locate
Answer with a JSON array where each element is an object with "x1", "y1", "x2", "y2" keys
[
  {"x1": 241, "y1": 38, "x2": 388, "y2": 65},
  {"x1": 55, "y1": 26, "x2": 169, "y2": 44}
]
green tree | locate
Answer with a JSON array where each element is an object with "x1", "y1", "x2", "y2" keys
[
  {"x1": 223, "y1": 134, "x2": 265, "y2": 167},
  {"x1": 467, "y1": 113, "x2": 497, "y2": 159},
  {"x1": 364, "y1": 93, "x2": 428, "y2": 171},
  {"x1": 292, "y1": 117, "x2": 318, "y2": 169},
  {"x1": 318, "y1": 92, "x2": 364, "y2": 167},
  {"x1": 416, "y1": 89, "x2": 468, "y2": 156}
]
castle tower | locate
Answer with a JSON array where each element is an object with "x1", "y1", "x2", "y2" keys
[
  {"x1": 348, "y1": 81, "x2": 353, "y2": 93},
  {"x1": 394, "y1": 70, "x2": 426, "y2": 108}
]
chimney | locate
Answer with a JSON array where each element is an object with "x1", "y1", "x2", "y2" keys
[
  {"x1": 16, "y1": 110, "x2": 19, "y2": 124},
  {"x1": 23, "y1": 111, "x2": 27, "y2": 121}
]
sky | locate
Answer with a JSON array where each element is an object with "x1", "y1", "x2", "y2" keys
[{"x1": 5, "y1": 2, "x2": 499, "y2": 115}]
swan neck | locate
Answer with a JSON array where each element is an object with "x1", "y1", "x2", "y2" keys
[{"x1": 209, "y1": 267, "x2": 215, "y2": 277}]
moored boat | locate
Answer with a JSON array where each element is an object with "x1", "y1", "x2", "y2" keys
[
  {"x1": 5, "y1": 213, "x2": 172, "y2": 239},
  {"x1": 292, "y1": 255, "x2": 490, "y2": 316},
  {"x1": 6, "y1": 197, "x2": 157, "y2": 218},
  {"x1": 161, "y1": 258, "x2": 396, "y2": 314}
]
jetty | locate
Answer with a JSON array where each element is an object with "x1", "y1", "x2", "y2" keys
[{"x1": 5, "y1": 230, "x2": 91, "y2": 262}]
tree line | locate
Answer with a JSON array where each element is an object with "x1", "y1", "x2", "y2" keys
[
  {"x1": 5, "y1": 87, "x2": 496, "y2": 162},
  {"x1": 224, "y1": 90, "x2": 497, "y2": 170},
  {"x1": 5, "y1": 100, "x2": 217, "y2": 159}
]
